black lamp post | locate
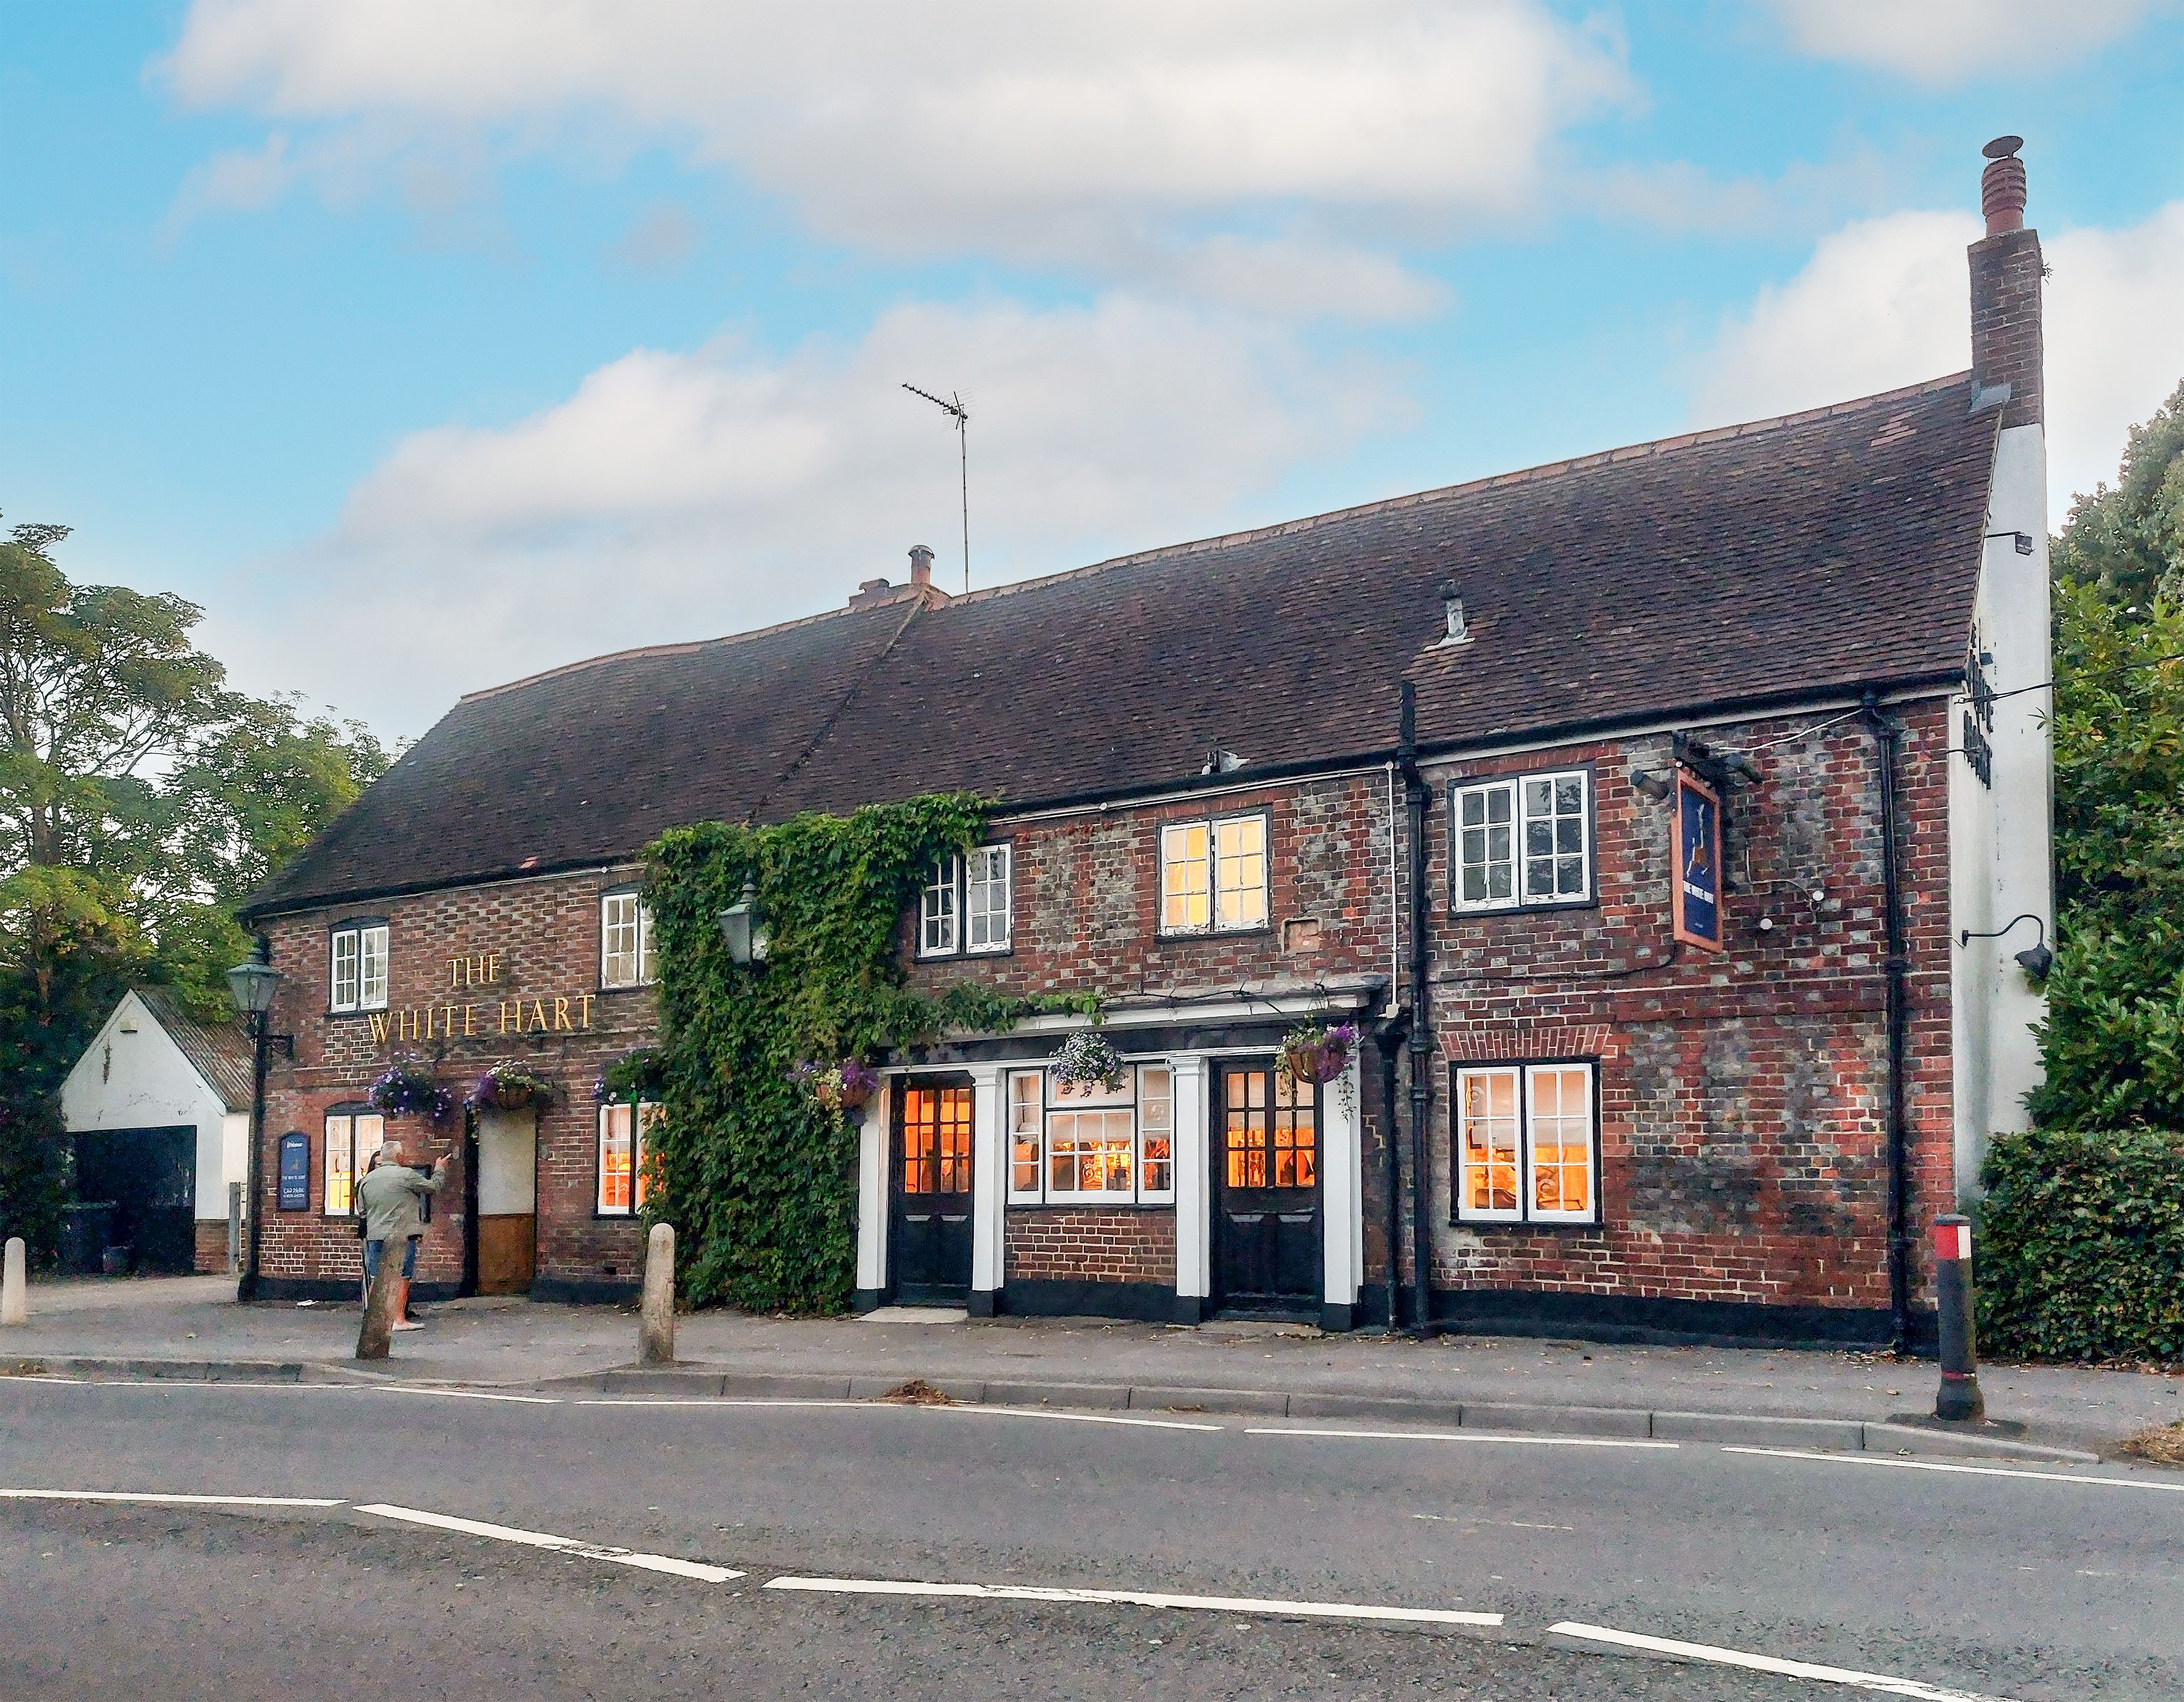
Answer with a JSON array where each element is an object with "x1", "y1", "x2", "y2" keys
[
  {"x1": 226, "y1": 935, "x2": 292, "y2": 1301},
  {"x1": 717, "y1": 875, "x2": 770, "y2": 967}
]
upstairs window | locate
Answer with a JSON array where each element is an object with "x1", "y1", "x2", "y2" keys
[
  {"x1": 600, "y1": 891, "x2": 656, "y2": 989},
  {"x1": 1450, "y1": 771, "x2": 1591, "y2": 911},
  {"x1": 1454, "y1": 1062, "x2": 1597, "y2": 1225},
  {"x1": 1008, "y1": 1063, "x2": 1174, "y2": 1205},
  {"x1": 324, "y1": 1109, "x2": 384, "y2": 1216},
  {"x1": 1160, "y1": 813, "x2": 1268, "y2": 934},
  {"x1": 330, "y1": 921, "x2": 389, "y2": 1013},
  {"x1": 919, "y1": 846, "x2": 1012, "y2": 958}
]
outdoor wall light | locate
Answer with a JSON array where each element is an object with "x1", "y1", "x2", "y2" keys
[
  {"x1": 1627, "y1": 768, "x2": 1672, "y2": 801},
  {"x1": 717, "y1": 876, "x2": 770, "y2": 967},
  {"x1": 1983, "y1": 530, "x2": 2036, "y2": 556},
  {"x1": 1957, "y1": 912, "x2": 2052, "y2": 982}
]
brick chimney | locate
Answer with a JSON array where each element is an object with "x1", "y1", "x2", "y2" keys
[
  {"x1": 1968, "y1": 136, "x2": 2042, "y2": 429},
  {"x1": 908, "y1": 544, "x2": 934, "y2": 590}
]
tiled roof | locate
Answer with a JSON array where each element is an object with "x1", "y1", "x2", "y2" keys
[
  {"x1": 243, "y1": 374, "x2": 1997, "y2": 918},
  {"x1": 135, "y1": 988, "x2": 256, "y2": 1112}
]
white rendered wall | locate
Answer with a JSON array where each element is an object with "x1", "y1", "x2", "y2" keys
[
  {"x1": 60, "y1": 991, "x2": 234, "y2": 1219},
  {"x1": 856, "y1": 1078, "x2": 890, "y2": 1293},
  {"x1": 1950, "y1": 419, "x2": 2054, "y2": 1198},
  {"x1": 967, "y1": 1063, "x2": 1007, "y2": 1296}
]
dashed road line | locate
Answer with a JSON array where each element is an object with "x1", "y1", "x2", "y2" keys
[
  {"x1": 1248, "y1": 1426, "x2": 1677, "y2": 1450},
  {"x1": 1550, "y1": 1621, "x2": 2018, "y2": 1701},
  {"x1": 355, "y1": 1503, "x2": 743, "y2": 1581},
  {"x1": 764, "y1": 1574, "x2": 1502, "y2": 1627},
  {"x1": 1722, "y1": 1446, "x2": 2184, "y2": 1494},
  {"x1": 2, "y1": 1488, "x2": 344, "y2": 1508}
]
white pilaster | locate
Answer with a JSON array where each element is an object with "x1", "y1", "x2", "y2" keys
[
  {"x1": 1172, "y1": 1055, "x2": 1210, "y2": 1307},
  {"x1": 968, "y1": 1063, "x2": 1007, "y2": 1298},
  {"x1": 1321, "y1": 1056, "x2": 1363, "y2": 1314},
  {"x1": 855, "y1": 1078, "x2": 890, "y2": 1295}
]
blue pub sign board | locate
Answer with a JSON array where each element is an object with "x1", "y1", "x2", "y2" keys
[
  {"x1": 1673, "y1": 768, "x2": 1724, "y2": 952},
  {"x1": 278, "y1": 1130, "x2": 311, "y2": 1211}
]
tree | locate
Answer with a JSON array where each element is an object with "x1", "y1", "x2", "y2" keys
[{"x1": 2051, "y1": 378, "x2": 2184, "y2": 610}]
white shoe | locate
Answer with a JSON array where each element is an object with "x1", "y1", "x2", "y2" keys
[{"x1": 392, "y1": 1319, "x2": 425, "y2": 1332}]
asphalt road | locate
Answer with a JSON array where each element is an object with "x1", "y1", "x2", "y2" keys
[{"x1": 3, "y1": 1377, "x2": 2178, "y2": 1701}]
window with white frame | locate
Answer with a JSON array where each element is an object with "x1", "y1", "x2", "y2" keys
[
  {"x1": 1453, "y1": 1062, "x2": 1597, "y2": 1224},
  {"x1": 596, "y1": 1101, "x2": 659, "y2": 1215},
  {"x1": 1450, "y1": 771, "x2": 1591, "y2": 910},
  {"x1": 919, "y1": 847, "x2": 1012, "y2": 957},
  {"x1": 600, "y1": 891, "x2": 656, "y2": 989},
  {"x1": 1008, "y1": 1063, "x2": 1174, "y2": 1204},
  {"x1": 329, "y1": 921, "x2": 390, "y2": 1013},
  {"x1": 323, "y1": 1108, "x2": 385, "y2": 1216},
  {"x1": 1159, "y1": 813, "x2": 1267, "y2": 934}
]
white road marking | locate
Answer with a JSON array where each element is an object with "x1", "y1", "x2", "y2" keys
[
  {"x1": 932, "y1": 1406, "x2": 1223, "y2": 1433},
  {"x1": 356, "y1": 1385, "x2": 561, "y2": 1404},
  {"x1": 1549, "y1": 1621, "x2": 2017, "y2": 1701},
  {"x1": 1249, "y1": 1426, "x2": 1676, "y2": 1450},
  {"x1": 355, "y1": 1503, "x2": 743, "y2": 1582},
  {"x1": 765, "y1": 1574, "x2": 1501, "y2": 1627},
  {"x1": 2, "y1": 1376, "x2": 557, "y2": 1402},
  {"x1": 576, "y1": 1398, "x2": 864, "y2": 1410},
  {"x1": 1723, "y1": 1446, "x2": 2184, "y2": 1494},
  {"x1": 574, "y1": 1398, "x2": 1222, "y2": 1430},
  {"x1": 2, "y1": 1489, "x2": 343, "y2": 1508}
]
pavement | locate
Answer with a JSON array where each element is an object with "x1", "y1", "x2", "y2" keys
[{"x1": 8, "y1": 1272, "x2": 2183, "y2": 1460}]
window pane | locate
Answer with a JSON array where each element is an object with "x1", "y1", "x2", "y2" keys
[
  {"x1": 636, "y1": 901, "x2": 656, "y2": 985},
  {"x1": 1161, "y1": 823, "x2": 1210, "y2": 931},
  {"x1": 602, "y1": 893, "x2": 639, "y2": 989},
  {"x1": 1458, "y1": 1069, "x2": 1521, "y2": 1216},
  {"x1": 331, "y1": 930, "x2": 358, "y2": 1012},
  {"x1": 1214, "y1": 816, "x2": 1267, "y2": 929},
  {"x1": 598, "y1": 1104, "x2": 634, "y2": 1214},
  {"x1": 1528, "y1": 1065, "x2": 1593, "y2": 1217},
  {"x1": 1138, "y1": 1066, "x2": 1173, "y2": 1196},
  {"x1": 1521, "y1": 772, "x2": 1589, "y2": 901},
  {"x1": 354, "y1": 1113, "x2": 384, "y2": 1175},
  {"x1": 1008, "y1": 1071, "x2": 1042, "y2": 1195},
  {"x1": 636, "y1": 1102, "x2": 659, "y2": 1208},
  {"x1": 359, "y1": 926, "x2": 389, "y2": 1009},
  {"x1": 920, "y1": 859, "x2": 959, "y2": 954},
  {"x1": 1455, "y1": 784, "x2": 1517, "y2": 908},
  {"x1": 967, "y1": 844, "x2": 1011, "y2": 951},
  {"x1": 324, "y1": 1115, "x2": 353, "y2": 1215},
  {"x1": 937, "y1": 1087, "x2": 973, "y2": 1194}
]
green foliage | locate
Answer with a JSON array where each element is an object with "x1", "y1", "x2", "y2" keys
[
  {"x1": 2051, "y1": 378, "x2": 2184, "y2": 610},
  {"x1": 1977, "y1": 1127, "x2": 2184, "y2": 1363},
  {"x1": 0, "y1": 1088, "x2": 67, "y2": 1266},
  {"x1": 642, "y1": 796, "x2": 1097, "y2": 1314}
]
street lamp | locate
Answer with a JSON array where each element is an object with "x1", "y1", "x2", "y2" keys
[
  {"x1": 717, "y1": 876, "x2": 770, "y2": 966},
  {"x1": 226, "y1": 935, "x2": 293, "y2": 1301}
]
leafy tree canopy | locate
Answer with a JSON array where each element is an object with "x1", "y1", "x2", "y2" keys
[{"x1": 2051, "y1": 377, "x2": 2184, "y2": 610}]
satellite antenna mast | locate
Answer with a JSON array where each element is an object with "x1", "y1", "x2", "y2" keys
[{"x1": 901, "y1": 382, "x2": 970, "y2": 593}]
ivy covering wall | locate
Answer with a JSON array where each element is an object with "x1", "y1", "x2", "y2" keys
[{"x1": 640, "y1": 795, "x2": 1094, "y2": 1314}]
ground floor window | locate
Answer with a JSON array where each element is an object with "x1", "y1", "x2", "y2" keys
[
  {"x1": 1008, "y1": 1063, "x2": 1173, "y2": 1205},
  {"x1": 1453, "y1": 1061, "x2": 1597, "y2": 1224},
  {"x1": 324, "y1": 1109, "x2": 385, "y2": 1216},
  {"x1": 597, "y1": 1101, "x2": 659, "y2": 1215}
]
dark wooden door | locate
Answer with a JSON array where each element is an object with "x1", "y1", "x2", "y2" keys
[
  {"x1": 72, "y1": 1126, "x2": 196, "y2": 1274},
  {"x1": 1213, "y1": 1063, "x2": 1321, "y2": 1315},
  {"x1": 891, "y1": 1079, "x2": 974, "y2": 1303}
]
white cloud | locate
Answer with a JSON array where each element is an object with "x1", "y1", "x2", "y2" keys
[
  {"x1": 160, "y1": 0, "x2": 1628, "y2": 305},
  {"x1": 204, "y1": 294, "x2": 1408, "y2": 732},
  {"x1": 1763, "y1": 0, "x2": 2165, "y2": 82},
  {"x1": 1694, "y1": 202, "x2": 2184, "y2": 515}
]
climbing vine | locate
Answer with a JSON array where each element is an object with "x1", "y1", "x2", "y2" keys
[{"x1": 640, "y1": 795, "x2": 1096, "y2": 1313}]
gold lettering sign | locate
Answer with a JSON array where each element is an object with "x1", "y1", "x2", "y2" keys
[{"x1": 362, "y1": 945, "x2": 601, "y2": 1047}]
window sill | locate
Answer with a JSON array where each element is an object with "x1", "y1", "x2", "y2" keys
[
  {"x1": 1446, "y1": 895, "x2": 1599, "y2": 920},
  {"x1": 1008, "y1": 1199, "x2": 1178, "y2": 1212},
  {"x1": 1153, "y1": 924, "x2": 1274, "y2": 943},
  {"x1": 1451, "y1": 1216, "x2": 1603, "y2": 1233}
]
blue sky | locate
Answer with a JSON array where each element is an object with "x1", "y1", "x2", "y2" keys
[{"x1": 5, "y1": 1, "x2": 2183, "y2": 738}]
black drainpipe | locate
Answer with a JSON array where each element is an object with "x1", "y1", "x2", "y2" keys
[
  {"x1": 1372, "y1": 1008, "x2": 1409, "y2": 1332},
  {"x1": 1399, "y1": 682, "x2": 1434, "y2": 1337},
  {"x1": 1861, "y1": 688, "x2": 1913, "y2": 1354}
]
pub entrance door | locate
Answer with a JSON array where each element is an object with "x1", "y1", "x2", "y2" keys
[
  {"x1": 471, "y1": 1107, "x2": 537, "y2": 1295},
  {"x1": 1211, "y1": 1062, "x2": 1321, "y2": 1317},
  {"x1": 890, "y1": 1078, "x2": 974, "y2": 1303}
]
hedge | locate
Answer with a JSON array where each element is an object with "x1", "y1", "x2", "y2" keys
[{"x1": 1977, "y1": 1127, "x2": 2184, "y2": 1364}]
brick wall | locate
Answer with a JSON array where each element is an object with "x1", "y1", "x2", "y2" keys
[
  {"x1": 193, "y1": 1218, "x2": 231, "y2": 1275},
  {"x1": 1007, "y1": 1208, "x2": 1176, "y2": 1286}
]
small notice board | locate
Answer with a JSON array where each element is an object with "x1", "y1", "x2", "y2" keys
[
  {"x1": 277, "y1": 1130, "x2": 311, "y2": 1211},
  {"x1": 1673, "y1": 768, "x2": 1724, "y2": 952}
]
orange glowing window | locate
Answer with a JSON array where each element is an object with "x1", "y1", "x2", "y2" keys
[
  {"x1": 901, "y1": 1085, "x2": 973, "y2": 1196},
  {"x1": 1222, "y1": 1067, "x2": 1316, "y2": 1191},
  {"x1": 1454, "y1": 1062, "x2": 1595, "y2": 1224}
]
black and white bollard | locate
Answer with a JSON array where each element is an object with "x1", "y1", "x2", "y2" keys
[
  {"x1": 639, "y1": 1223, "x2": 676, "y2": 1366},
  {"x1": 1933, "y1": 1214, "x2": 1985, "y2": 1422}
]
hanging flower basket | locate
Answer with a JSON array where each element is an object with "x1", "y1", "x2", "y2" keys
[
  {"x1": 594, "y1": 1047, "x2": 666, "y2": 1104},
  {"x1": 369, "y1": 1065, "x2": 454, "y2": 1123},
  {"x1": 1280, "y1": 1021, "x2": 1359, "y2": 1087},
  {"x1": 466, "y1": 1064, "x2": 560, "y2": 1113},
  {"x1": 1052, "y1": 1029, "x2": 1126, "y2": 1094},
  {"x1": 791, "y1": 1056, "x2": 880, "y2": 1114}
]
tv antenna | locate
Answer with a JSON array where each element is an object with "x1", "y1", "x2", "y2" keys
[{"x1": 901, "y1": 382, "x2": 970, "y2": 593}]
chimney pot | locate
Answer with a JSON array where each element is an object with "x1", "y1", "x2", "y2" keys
[
  {"x1": 1968, "y1": 135, "x2": 2042, "y2": 429},
  {"x1": 1980, "y1": 135, "x2": 2026, "y2": 236},
  {"x1": 908, "y1": 544, "x2": 935, "y2": 590}
]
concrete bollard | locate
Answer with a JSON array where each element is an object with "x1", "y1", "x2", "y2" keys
[
  {"x1": 2, "y1": 1237, "x2": 26, "y2": 1326},
  {"x1": 1933, "y1": 1214, "x2": 1985, "y2": 1422},
  {"x1": 356, "y1": 1247, "x2": 401, "y2": 1360},
  {"x1": 639, "y1": 1223, "x2": 675, "y2": 1366}
]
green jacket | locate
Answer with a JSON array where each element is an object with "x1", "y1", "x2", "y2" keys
[{"x1": 357, "y1": 1160, "x2": 445, "y2": 1244}]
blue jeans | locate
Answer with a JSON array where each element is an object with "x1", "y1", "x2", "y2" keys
[{"x1": 363, "y1": 1237, "x2": 419, "y2": 1285}]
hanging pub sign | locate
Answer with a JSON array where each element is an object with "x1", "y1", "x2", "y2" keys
[
  {"x1": 1673, "y1": 768, "x2": 1724, "y2": 952},
  {"x1": 277, "y1": 1130, "x2": 311, "y2": 1211}
]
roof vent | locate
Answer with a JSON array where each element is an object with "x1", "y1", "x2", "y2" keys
[
  {"x1": 847, "y1": 576, "x2": 894, "y2": 608},
  {"x1": 908, "y1": 545, "x2": 934, "y2": 590},
  {"x1": 1435, "y1": 580, "x2": 1471, "y2": 647},
  {"x1": 1980, "y1": 135, "x2": 2026, "y2": 237}
]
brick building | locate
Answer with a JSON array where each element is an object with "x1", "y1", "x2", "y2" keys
[{"x1": 238, "y1": 143, "x2": 2052, "y2": 1348}]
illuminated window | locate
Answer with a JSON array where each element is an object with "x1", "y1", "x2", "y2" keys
[
  {"x1": 900, "y1": 1083, "x2": 973, "y2": 1195},
  {"x1": 1450, "y1": 771, "x2": 1590, "y2": 911},
  {"x1": 597, "y1": 1101, "x2": 659, "y2": 1215},
  {"x1": 920, "y1": 847, "x2": 1012, "y2": 958},
  {"x1": 1454, "y1": 1062, "x2": 1596, "y2": 1224},
  {"x1": 1006, "y1": 1063, "x2": 1175, "y2": 1206},
  {"x1": 323, "y1": 1109, "x2": 385, "y2": 1217},
  {"x1": 1161, "y1": 813, "x2": 1267, "y2": 934},
  {"x1": 1222, "y1": 1067, "x2": 1316, "y2": 1191},
  {"x1": 600, "y1": 891, "x2": 655, "y2": 989},
  {"x1": 330, "y1": 920, "x2": 388, "y2": 1013}
]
